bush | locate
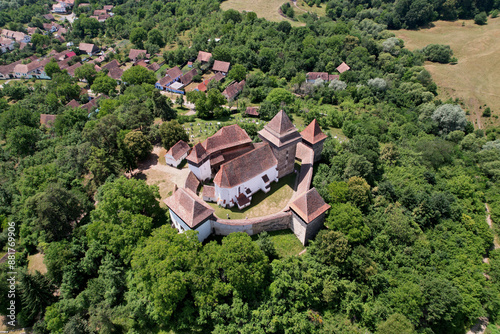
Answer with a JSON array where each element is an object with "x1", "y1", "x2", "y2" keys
[
  {"x1": 491, "y1": 9, "x2": 499, "y2": 18},
  {"x1": 422, "y1": 44, "x2": 454, "y2": 63},
  {"x1": 483, "y1": 107, "x2": 492, "y2": 117},
  {"x1": 474, "y1": 12, "x2": 488, "y2": 25}
]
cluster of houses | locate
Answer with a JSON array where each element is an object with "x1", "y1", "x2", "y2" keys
[
  {"x1": 155, "y1": 50, "x2": 246, "y2": 100},
  {"x1": 164, "y1": 111, "x2": 331, "y2": 245}
]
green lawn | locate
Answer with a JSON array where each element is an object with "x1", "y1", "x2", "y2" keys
[
  {"x1": 209, "y1": 173, "x2": 296, "y2": 219},
  {"x1": 252, "y1": 229, "x2": 305, "y2": 258}
]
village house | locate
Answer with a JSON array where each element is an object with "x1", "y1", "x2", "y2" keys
[
  {"x1": 222, "y1": 80, "x2": 245, "y2": 101},
  {"x1": 165, "y1": 140, "x2": 190, "y2": 167},
  {"x1": 52, "y1": 2, "x2": 68, "y2": 13},
  {"x1": 27, "y1": 27, "x2": 38, "y2": 36},
  {"x1": 180, "y1": 68, "x2": 198, "y2": 86},
  {"x1": 1, "y1": 29, "x2": 31, "y2": 44},
  {"x1": 196, "y1": 51, "x2": 212, "y2": 64},
  {"x1": 128, "y1": 49, "x2": 149, "y2": 62},
  {"x1": 155, "y1": 66, "x2": 183, "y2": 91},
  {"x1": 336, "y1": 62, "x2": 350, "y2": 73},
  {"x1": 0, "y1": 60, "x2": 22, "y2": 79},
  {"x1": 0, "y1": 37, "x2": 15, "y2": 53},
  {"x1": 196, "y1": 72, "x2": 224, "y2": 92},
  {"x1": 43, "y1": 14, "x2": 55, "y2": 21},
  {"x1": 78, "y1": 43, "x2": 99, "y2": 56},
  {"x1": 66, "y1": 99, "x2": 80, "y2": 108},
  {"x1": 212, "y1": 60, "x2": 230, "y2": 76},
  {"x1": 13, "y1": 58, "x2": 52, "y2": 79},
  {"x1": 306, "y1": 72, "x2": 340, "y2": 83},
  {"x1": 43, "y1": 23, "x2": 61, "y2": 34}
]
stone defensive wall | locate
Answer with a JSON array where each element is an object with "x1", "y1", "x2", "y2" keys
[{"x1": 212, "y1": 211, "x2": 292, "y2": 236}]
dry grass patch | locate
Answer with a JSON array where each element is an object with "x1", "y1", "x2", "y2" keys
[
  {"x1": 28, "y1": 252, "x2": 47, "y2": 274},
  {"x1": 395, "y1": 18, "x2": 500, "y2": 128},
  {"x1": 220, "y1": 0, "x2": 304, "y2": 26}
]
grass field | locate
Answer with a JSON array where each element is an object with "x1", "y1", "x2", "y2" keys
[
  {"x1": 296, "y1": 0, "x2": 326, "y2": 17},
  {"x1": 220, "y1": 0, "x2": 304, "y2": 26},
  {"x1": 208, "y1": 173, "x2": 296, "y2": 219},
  {"x1": 394, "y1": 18, "x2": 500, "y2": 129},
  {"x1": 251, "y1": 229, "x2": 305, "y2": 257}
]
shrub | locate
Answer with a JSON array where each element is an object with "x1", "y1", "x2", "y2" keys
[
  {"x1": 491, "y1": 9, "x2": 499, "y2": 18},
  {"x1": 422, "y1": 44, "x2": 454, "y2": 63},
  {"x1": 474, "y1": 12, "x2": 488, "y2": 25},
  {"x1": 483, "y1": 107, "x2": 492, "y2": 117}
]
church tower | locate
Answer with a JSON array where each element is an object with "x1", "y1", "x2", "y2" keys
[
  {"x1": 258, "y1": 110, "x2": 302, "y2": 178},
  {"x1": 300, "y1": 119, "x2": 327, "y2": 163}
]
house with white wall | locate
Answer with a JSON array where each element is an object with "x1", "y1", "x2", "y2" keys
[
  {"x1": 164, "y1": 187, "x2": 215, "y2": 242},
  {"x1": 165, "y1": 140, "x2": 190, "y2": 167},
  {"x1": 214, "y1": 143, "x2": 278, "y2": 209}
]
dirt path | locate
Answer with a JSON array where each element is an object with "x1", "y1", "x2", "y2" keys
[
  {"x1": 292, "y1": 0, "x2": 307, "y2": 13},
  {"x1": 486, "y1": 203, "x2": 500, "y2": 249},
  {"x1": 127, "y1": 146, "x2": 190, "y2": 201}
]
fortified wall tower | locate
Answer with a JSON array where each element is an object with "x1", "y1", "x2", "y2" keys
[{"x1": 258, "y1": 110, "x2": 302, "y2": 178}]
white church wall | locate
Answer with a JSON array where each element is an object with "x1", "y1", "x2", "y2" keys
[
  {"x1": 188, "y1": 159, "x2": 211, "y2": 181},
  {"x1": 165, "y1": 152, "x2": 188, "y2": 168},
  {"x1": 169, "y1": 209, "x2": 212, "y2": 242}
]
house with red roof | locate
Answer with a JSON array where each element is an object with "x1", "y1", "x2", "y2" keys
[
  {"x1": 196, "y1": 51, "x2": 212, "y2": 63},
  {"x1": 165, "y1": 140, "x2": 190, "y2": 167},
  {"x1": 222, "y1": 80, "x2": 245, "y2": 101},
  {"x1": 212, "y1": 60, "x2": 230, "y2": 75}
]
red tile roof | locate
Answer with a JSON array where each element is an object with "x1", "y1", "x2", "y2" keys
[
  {"x1": 336, "y1": 62, "x2": 350, "y2": 73},
  {"x1": 163, "y1": 188, "x2": 214, "y2": 228},
  {"x1": 66, "y1": 99, "x2": 80, "y2": 108},
  {"x1": 101, "y1": 59, "x2": 120, "y2": 71},
  {"x1": 214, "y1": 143, "x2": 277, "y2": 188},
  {"x1": 129, "y1": 49, "x2": 148, "y2": 60},
  {"x1": 258, "y1": 110, "x2": 302, "y2": 148},
  {"x1": 222, "y1": 80, "x2": 245, "y2": 101},
  {"x1": 184, "y1": 171, "x2": 200, "y2": 193},
  {"x1": 107, "y1": 67, "x2": 123, "y2": 80},
  {"x1": 187, "y1": 143, "x2": 208, "y2": 164},
  {"x1": 203, "y1": 124, "x2": 252, "y2": 155},
  {"x1": 180, "y1": 68, "x2": 198, "y2": 86},
  {"x1": 79, "y1": 43, "x2": 98, "y2": 54},
  {"x1": 202, "y1": 185, "x2": 215, "y2": 199},
  {"x1": 196, "y1": 51, "x2": 212, "y2": 63},
  {"x1": 166, "y1": 140, "x2": 190, "y2": 161},
  {"x1": 166, "y1": 66, "x2": 182, "y2": 79},
  {"x1": 197, "y1": 82, "x2": 207, "y2": 92},
  {"x1": 40, "y1": 114, "x2": 57, "y2": 127},
  {"x1": 212, "y1": 60, "x2": 230, "y2": 73},
  {"x1": 158, "y1": 75, "x2": 174, "y2": 87},
  {"x1": 289, "y1": 188, "x2": 330, "y2": 224},
  {"x1": 147, "y1": 62, "x2": 160, "y2": 71},
  {"x1": 245, "y1": 107, "x2": 259, "y2": 116},
  {"x1": 301, "y1": 119, "x2": 327, "y2": 145}
]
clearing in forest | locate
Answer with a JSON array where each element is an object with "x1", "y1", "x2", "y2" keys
[
  {"x1": 220, "y1": 0, "x2": 304, "y2": 26},
  {"x1": 395, "y1": 18, "x2": 500, "y2": 129}
]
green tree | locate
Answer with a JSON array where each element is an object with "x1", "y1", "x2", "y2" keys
[
  {"x1": 309, "y1": 230, "x2": 350, "y2": 267},
  {"x1": 159, "y1": 120, "x2": 189, "y2": 150},
  {"x1": 474, "y1": 12, "x2": 488, "y2": 25},
  {"x1": 45, "y1": 59, "x2": 62, "y2": 78},
  {"x1": 422, "y1": 44, "x2": 454, "y2": 63},
  {"x1": 121, "y1": 130, "x2": 152, "y2": 170},
  {"x1": 228, "y1": 64, "x2": 246, "y2": 82},
  {"x1": 149, "y1": 90, "x2": 176, "y2": 121},
  {"x1": 326, "y1": 203, "x2": 370, "y2": 243},
  {"x1": 130, "y1": 27, "x2": 147, "y2": 49},
  {"x1": 431, "y1": 104, "x2": 467, "y2": 134},
  {"x1": 85, "y1": 147, "x2": 121, "y2": 187},
  {"x1": 19, "y1": 271, "x2": 56, "y2": 324},
  {"x1": 147, "y1": 28, "x2": 165, "y2": 48},
  {"x1": 91, "y1": 73, "x2": 117, "y2": 95},
  {"x1": 376, "y1": 313, "x2": 415, "y2": 334},
  {"x1": 6, "y1": 126, "x2": 40, "y2": 157},
  {"x1": 88, "y1": 177, "x2": 166, "y2": 263},
  {"x1": 122, "y1": 66, "x2": 156, "y2": 86},
  {"x1": 265, "y1": 87, "x2": 294, "y2": 107},
  {"x1": 175, "y1": 95, "x2": 184, "y2": 108},
  {"x1": 25, "y1": 183, "x2": 89, "y2": 242},
  {"x1": 347, "y1": 176, "x2": 371, "y2": 210},
  {"x1": 74, "y1": 63, "x2": 98, "y2": 86},
  {"x1": 206, "y1": 88, "x2": 226, "y2": 111}
]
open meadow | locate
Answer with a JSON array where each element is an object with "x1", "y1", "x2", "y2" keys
[
  {"x1": 395, "y1": 18, "x2": 500, "y2": 129},
  {"x1": 220, "y1": 0, "x2": 304, "y2": 26}
]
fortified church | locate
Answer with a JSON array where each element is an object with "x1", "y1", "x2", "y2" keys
[{"x1": 164, "y1": 110, "x2": 332, "y2": 245}]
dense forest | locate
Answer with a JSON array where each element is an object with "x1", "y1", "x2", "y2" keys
[{"x1": 1, "y1": 0, "x2": 500, "y2": 332}]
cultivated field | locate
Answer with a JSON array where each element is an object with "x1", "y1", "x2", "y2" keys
[
  {"x1": 395, "y1": 18, "x2": 500, "y2": 129},
  {"x1": 220, "y1": 0, "x2": 304, "y2": 26}
]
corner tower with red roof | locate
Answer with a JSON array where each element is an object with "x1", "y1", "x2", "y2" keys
[{"x1": 300, "y1": 119, "x2": 328, "y2": 163}]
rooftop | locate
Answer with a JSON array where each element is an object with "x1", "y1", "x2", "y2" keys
[
  {"x1": 197, "y1": 51, "x2": 212, "y2": 63},
  {"x1": 166, "y1": 140, "x2": 190, "y2": 161},
  {"x1": 214, "y1": 143, "x2": 277, "y2": 188},
  {"x1": 336, "y1": 62, "x2": 350, "y2": 73},
  {"x1": 164, "y1": 187, "x2": 214, "y2": 228},
  {"x1": 184, "y1": 171, "x2": 200, "y2": 193},
  {"x1": 258, "y1": 110, "x2": 302, "y2": 148},
  {"x1": 289, "y1": 188, "x2": 331, "y2": 224},
  {"x1": 300, "y1": 119, "x2": 327, "y2": 145},
  {"x1": 212, "y1": 60, "x2": 230, "y2": 73}
]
